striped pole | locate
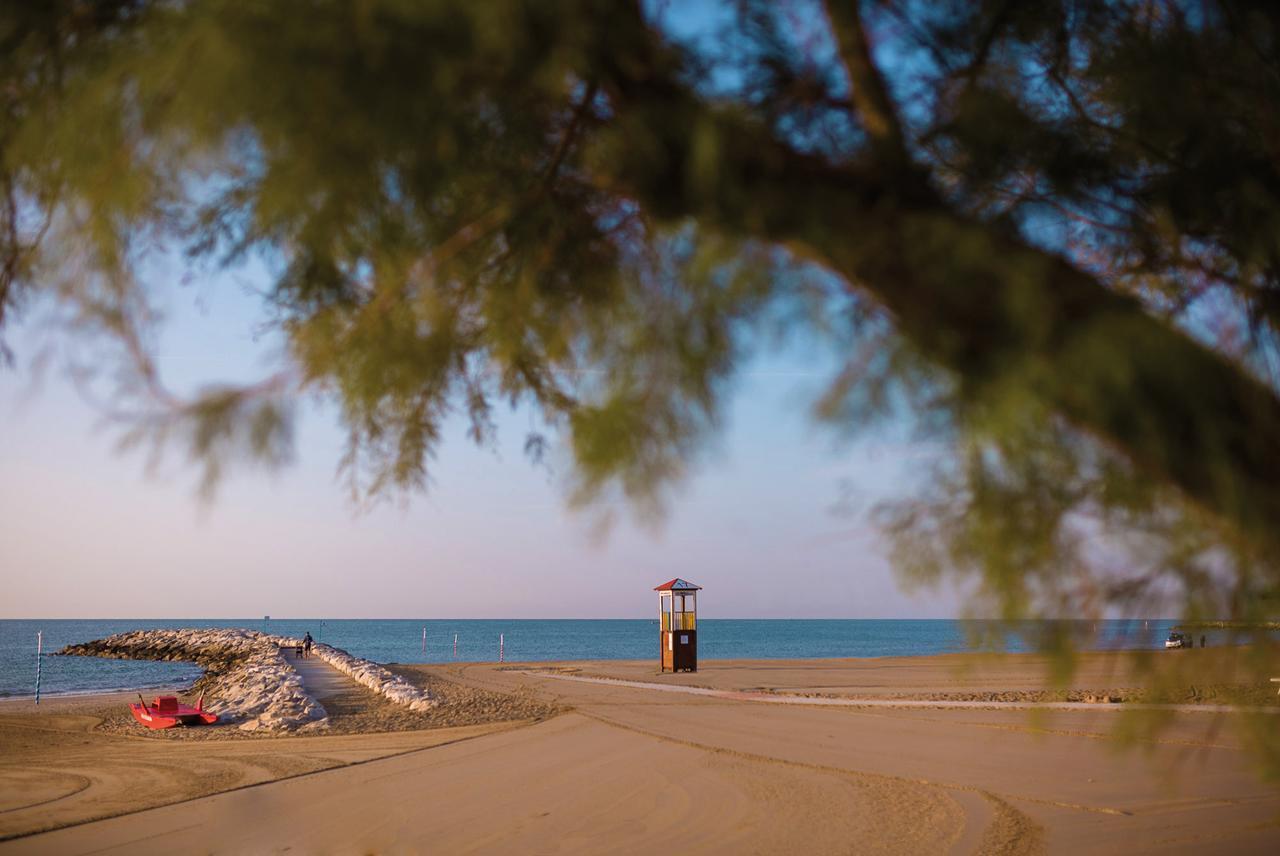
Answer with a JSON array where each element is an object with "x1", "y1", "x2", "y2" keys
[
  {"x1": 453, "y1": 633, "x2": 458, "y2": 659},
  {"x1": 35, "y1": 632, "x2": 42, "y2": 705},
  {"x1": 499, "y1": 633, "x2": 504, "y2": 663}
]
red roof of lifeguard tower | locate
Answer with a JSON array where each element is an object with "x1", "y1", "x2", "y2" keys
[{"x1": 654, "y1": 578, "x2": 701, "y2": 591}]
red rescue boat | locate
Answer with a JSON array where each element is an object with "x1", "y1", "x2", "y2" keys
[{"x1": 129, "y1": 694, "x2": 218, "y2": 729}]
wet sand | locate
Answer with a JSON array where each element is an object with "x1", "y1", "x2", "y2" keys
[{"x1": 2, "y1": 652, "x2": 1277, "y2": 854}]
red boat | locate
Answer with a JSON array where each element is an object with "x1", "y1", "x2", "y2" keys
[{"x1": 129, "y1": 694, "x2": 218, "y2": 729}]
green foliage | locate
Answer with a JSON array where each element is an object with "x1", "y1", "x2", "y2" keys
[{"x1": 3, "y1": 0, "x2": 1280, "y2": 773}]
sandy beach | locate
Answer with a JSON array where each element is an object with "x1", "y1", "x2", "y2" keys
[{"x1": 2, "y1": 651, "x2": 1277, "y2": 854}]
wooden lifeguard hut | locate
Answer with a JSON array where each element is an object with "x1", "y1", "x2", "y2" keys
[{"x1": 655, "y1": 578, "x2": 700, "y2": 672}]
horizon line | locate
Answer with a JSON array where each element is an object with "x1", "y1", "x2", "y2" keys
[{"x1": 0, "y1": 616, "x2": 1176, "y2": 622}]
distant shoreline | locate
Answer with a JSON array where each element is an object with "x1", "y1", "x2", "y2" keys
[
  {"x1": 3, "y1": 646, "x2": 1255, "y2": 708},
  {"x1": 0, "y1": 618, "x2": 1198, "y2": 698}
]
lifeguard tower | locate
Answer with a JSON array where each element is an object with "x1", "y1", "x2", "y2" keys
[{"x1": 655, "y1": 578, "x2": 700, "y2": 672}]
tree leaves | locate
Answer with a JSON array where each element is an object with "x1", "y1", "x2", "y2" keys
[{"x1": 2, "y1": 4, "x2": 1279, "y2": 706}]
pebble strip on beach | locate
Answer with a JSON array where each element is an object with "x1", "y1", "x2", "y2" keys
[{"x1": 57, "y1": 627, "x2": 435, "y2": 732}]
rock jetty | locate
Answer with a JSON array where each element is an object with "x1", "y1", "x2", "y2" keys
[
  {"x1": 60, "y1": 628, "x2": 326, "y2": 732},
  {"x1": 58, "y1": 627, "x2": 436, "y2": 731}
]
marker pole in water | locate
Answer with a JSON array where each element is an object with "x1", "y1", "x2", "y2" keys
[
  {"x1": 35, "y1": 632, "x2": 42, "y2": 705},
  {"x1": 499, "y1": 633, "x2": 504, "y2": 663},
  {"x1": 453, "y1": 633, "x2": 458, "y2": 659},
  {"x1": 422, "y1": 626, "x2": 427, "y2": 654}
]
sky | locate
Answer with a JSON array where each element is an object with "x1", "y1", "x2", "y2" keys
[
  {"x1": 0, "y1": 0, "x2": 965, "y2": 620},
  {"x1": 0, "y1": 251, "x2": 963, "y2": 619}
]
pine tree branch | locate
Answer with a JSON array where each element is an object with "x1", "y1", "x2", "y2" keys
[
  {"x1": 590, "y1": 5, "x2": 1280, "y2": 551},
  {"x1": 824, "y1": 1, "x2": 907, "y2": 164}
]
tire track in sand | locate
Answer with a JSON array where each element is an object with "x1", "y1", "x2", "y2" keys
[
  {"x1": 573, "y1": 706, "x2": 1044, "y2": 855},
  {"x1": 420, "y1": 665, "x2": 1043, "y2": 854}
]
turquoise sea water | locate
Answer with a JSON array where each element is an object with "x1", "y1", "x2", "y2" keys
[{"x1": 0, "y1": 618, "x2": 1181, "y2": 698}]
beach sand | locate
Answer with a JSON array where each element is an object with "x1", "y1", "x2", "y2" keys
[
  {"x1": 2, "y1": 651, "x2": 1277, "y2": 854},
  {"x1": 557, "y1": 646, "x2": 1277, "y2": 703}
]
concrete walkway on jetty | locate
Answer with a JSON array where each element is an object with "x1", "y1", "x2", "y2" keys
[{"x1": 281, "y1": 647, "x2": 361, "y2": 708}]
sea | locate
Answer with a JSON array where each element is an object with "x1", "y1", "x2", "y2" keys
[{"x1": 0, "y1": 618, "x2": 1183, "y2": 699}]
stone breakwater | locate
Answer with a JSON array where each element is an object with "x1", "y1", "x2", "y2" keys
[
  {"x1": 58, "y1": 627, "x2": 438, "y2": 731},
  {"x1": 59, "y1": 628, "x2": 326, "y2": 732},
  {"x1": 310, "y1": 643, "x2": 436, "y2": 712}
]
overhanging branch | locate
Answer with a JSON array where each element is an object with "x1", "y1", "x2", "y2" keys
[
  {"x1": 590, "y1": 10, "x2": 1280, "y2": 552},
  {"x1": 825, "y1": 0, "x2": 908, "y2": 164}
]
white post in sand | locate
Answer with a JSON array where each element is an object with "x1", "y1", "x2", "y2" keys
[
  {"x1": 499, "y1": 633, "x2": 504, "y2": 663},
  {"x1": 35, "y1": 631, "x2": 42, "y2": 706}
]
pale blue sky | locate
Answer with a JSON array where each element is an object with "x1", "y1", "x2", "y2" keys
[
  {"x1": 0, "y1": 0, "x2": 966, "y2": 620},
  {"x1": 0, "y1": 253, "x2": 960, "y2": 619}
]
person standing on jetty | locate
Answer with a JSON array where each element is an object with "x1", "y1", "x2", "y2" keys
[{"x1": 303, "y1": 632, "x2": 313, "y2": 658}]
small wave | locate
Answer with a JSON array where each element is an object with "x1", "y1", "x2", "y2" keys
[{"x1": 0, "y1": 671, "x2": 203, "y2": 701}]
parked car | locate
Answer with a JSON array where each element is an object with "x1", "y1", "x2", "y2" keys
[{"x1": 1165, "y1": 632, "x2": 1187, "y2": 649}]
